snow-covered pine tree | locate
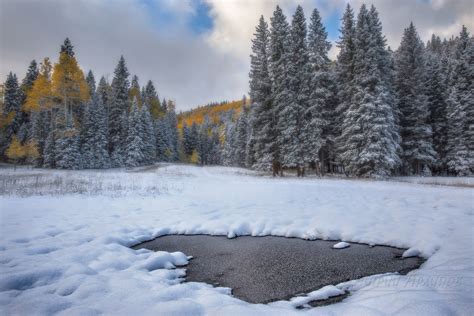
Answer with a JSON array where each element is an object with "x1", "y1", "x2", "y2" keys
[
  {"x1": 154, "y1": 118, "x2": 168, "y2": 161},
  {"x1": 222, "y1": 119, "x2": 236, "y2": 166},
  {"x1": 182, "y1": 123, "x2": 192, "y2": 156},
  {"x1": 1, "y1": 72, "x2": 21, "y2": 157},
  {"x1": 338, "y1": 4, "x2": 400, "y2": 178},
  {"x1": 86, "y1": 70, "x2": 96, "y2": 98},
  {"x1": 425, "y1": 45, "x2": 448, "y2": 174},
  {"x1": 124, "y1": 97, "x2": 144, "y2": 167},
  {"x1": 21, "y1": 60, "x2": 39, "y2": 99},
  {"x1": 235, "y1": 105, "x2": 249, "y2": 167},
  {"x1": 129, "y1": 75, "x2": 141, "y2": 106},
  {"x1": 334, "y1": 4, "x2": 356, "y2": 166},
  {"x1": 248, "y1": 15, "x2": 273, "y2": 171},
  {"x1": 60, "y1": 38, "x2": 75, "y2": 57},
  {"x1": 109, "y1": 56, "x2": 130, "y2": 166},
  {"x1": 445, "y1": 26, "x2": 473, "y2": 176},
  {"x1": 96, "y1": 76, "x2": 111, "y2": 128},
  {"x1": 268, "y1": 6, "x2": 290, "y2": 175},
  {"x1": 140, "y1": 103, "x2": 156, "y2": 164},
  {"x1": 208, "y1": 129, "x2": 222, "y2": 165},
  {"x1": 144, "y1": 80, "x2": 162, "y2": 119},
  {"x1": 55, "y1": 124, "x2": 82, "y2": 169},
  {"x1": 278, "y1": 5, "x2": 307, "y2": 175},
  {"x1": 395, "y1": 22, "x2": 436, "y2": 174},
  {"x1": 305, "y1": 7, "x2": 335, "y2": 175},
  {"x1": 43, "y1": 120, "x2": 56, "y2": 168},
  {"x1": 197, "y1": 117, "x2": 218, "y2": 165},
  {"x1": 81, "y1": 93, "x2": 109, "y2": 169},
  {"x1": 19, "y1": 60, "x2": 39, "y2": 146}
]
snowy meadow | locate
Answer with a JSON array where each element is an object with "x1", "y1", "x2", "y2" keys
[{"x1": 0, "y1": 164, "x2": 472, "y2": 315}]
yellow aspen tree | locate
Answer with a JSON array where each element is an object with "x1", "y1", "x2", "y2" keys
[
  {"x1": 24, "y1": 58, "x2": 54, "y2": 112},
  {"x1": 190, "y1": 149, "x2": 200, "y2": 164},
  {"x1": 51, "y1": 51, "x2": 89, "y2": 125},
  {"x1": 6, "y1": 135, "x2": 26, "y2": 162}
]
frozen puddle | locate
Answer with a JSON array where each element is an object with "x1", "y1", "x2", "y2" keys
[{"x1": 133, "y1": 235, "x2": 424, "y2": 306}]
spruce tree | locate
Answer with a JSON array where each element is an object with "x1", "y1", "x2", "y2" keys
[
  {"x1": 268, "y1": 6, "x2": 290, "y2": 174},
  {"x1": 1, "y1": 72, "x2": 21, "y2": 157},
  {"x1": 129, "y1": 75, "x2": 141, "y2": 105},
  {"x1": 334, "y1": 4, "x2": 356, "y2": 164},
  {"x1": 81, "y1": 94, "x2": 109, "y2": 168},
  {"x1": 395, "y1": 22, "x2": 436, "y2": 174},
  {"x1": 445, "y1": 26, "x2": 473, "y2": 175},
  {"x1": 86, "y1": 70, "x2": 96, "y2": 98},
  {"x1": 96, "y1": 76, "x2": 111, "y2": 127},
  {"x1": 338, "y1": 4, "x2": 400, "y2": 177},
  {"x1": 278, "y1": 5, "x2": 307, "y2": 174},
  {"x1": 235, "y1": 106, "x2": 249, "y2": 167},
  {"x1": 55, "y1": 126, "x2": 82, "y2": 169},
  {"x1": 425, "y1": 49, "x2": 448, "y2": 174},
  {"x1": 222, "y1": 120, "x2": 236, "y2": 166},
  {"x1": 19, "y1": 60, "x2": 39, "y2": 146},
  {"x1": 21, "y1": 60, "x2": 39, "y2": 95},
  {"x1": 248, "y1": 15, "x2": 273, "y2": 171},
  {"x1": 305, "y1": 7, "x2": 335, "y2": 174},
  {"x1": 109, "y1": 56, "x2": 130, "y2": 166},
  {"x1": 43, "y1": 121, "x2": 56, "y2": 168},
  {"x1": 140, "y1": 103, "x2": 156, "y2": 163},
  {"x1": 125, "y1": 97, "x2": 144, "y2": 167},
  {"x1": 60, "y1": 38, "x2": 75, "y2": 57},
  {"x1": 144, "y1": 80, "x2": 162, "y2": 119}
]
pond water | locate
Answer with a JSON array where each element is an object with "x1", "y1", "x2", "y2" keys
[{"x1": 133, "y1": 235, "x2": 423, "y2": 305}]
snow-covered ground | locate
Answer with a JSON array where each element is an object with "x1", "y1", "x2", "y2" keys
[{"x1": 0, "y1": 164, "x2": 472, "y2": 315}]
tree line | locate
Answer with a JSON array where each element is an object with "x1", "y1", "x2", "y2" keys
[
  {"x1": 222, "y1": 3, "x2": 473, "y2": 177},
  {"x1": 1, "y1": 3, "x2": 472, "y2": 177}
]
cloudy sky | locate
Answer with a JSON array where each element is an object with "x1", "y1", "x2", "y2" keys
[{"x1": 1, "y1": 0, "x2": 472, "y2": 111}]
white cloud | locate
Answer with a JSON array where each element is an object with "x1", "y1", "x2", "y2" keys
[{"x1": 205, "y1": 0, "x2": 341, "y2": 57}]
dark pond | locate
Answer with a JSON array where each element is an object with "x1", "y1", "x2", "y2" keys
[{"x1": 133, "y1": 235, "x2": 423, "y2": 306}]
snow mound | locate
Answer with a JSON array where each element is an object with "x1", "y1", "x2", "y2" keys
[
  {"x1": 137, "y1": 251, "x2": 188, "y2": 271},
  {"x1": 402, "y1": 247, "x2": 421, "y2": 258},
  {"x1": 333, "y1": 242, "x2": 350, "y2": 249},
  {"x1": 289, "y1": 285, "x2": 345, "y2": 307}
]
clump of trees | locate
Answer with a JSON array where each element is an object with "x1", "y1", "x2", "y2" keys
[
  {"x1": 221, "y1": 4, "x2": 473, "y2": 177},
  {"x1": 1, "y1": 39, "x2": 179, "y2": 169}
]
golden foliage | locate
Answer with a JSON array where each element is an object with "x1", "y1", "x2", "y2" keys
[
  {"x1": 6, "y1": 136, "x2": 39, "y2": 162},
  {"x1": 24, "y1": 58, "x2": 54, "y2": 112},
  {"x1": 25, "y1": 140, "x2": 40, "y2": 160},
  {"x1": 190, "y1": 149, "x2": 200, "y2": 164},
  {"x1": 51, "y1": 52, "x2": 89, "y2": 106},
  {"x1": 6, "y1": 136, "x2": 25, "y2": 161},
  {"x1": 177, "y1": 99, "x2": 246, "y2": 130}
]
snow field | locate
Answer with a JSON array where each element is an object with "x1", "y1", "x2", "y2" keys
[{"x1": 0, "y1": 164, "x2": 472, "y2": 315}]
